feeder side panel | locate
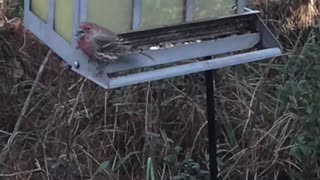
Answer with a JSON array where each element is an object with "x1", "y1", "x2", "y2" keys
[
  {"x1": 54, "y1": 0, "x2": 73, "y2": 43},
  {"x1": 193, "y1": 0, "x2": 234, "y2": 20},
  {"x1": 140, "y1": 0, "x2": 184, "y2": 29},
  {"x1": 31, "y1": 0, "x2": 48, "y2": 22},
  {"x1": 87, "y1": 0, "x2": 132, "y2": 33}
]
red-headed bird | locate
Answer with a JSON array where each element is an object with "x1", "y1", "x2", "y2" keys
[
  {"x1": 75, "y1": 22, "x2": 154, "y2": 64},
  {"x1": 75, "y1": 22, "x2": 131, "y2": 63}
]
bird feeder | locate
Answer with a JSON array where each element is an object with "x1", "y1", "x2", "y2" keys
[
  {"x1": 24, "y1": 0, "x2": 282, "y2": 89},
  {"x1": 24, "y1": 0, "x2": 283, "y2": 179}
]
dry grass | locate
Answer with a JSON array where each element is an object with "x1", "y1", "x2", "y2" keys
[
  {"x1": 0, "y1": 0, "x2": 319, "y2": 179},
  {"x1": 250, "y1": 0, "x2": 319, "y2": 30}
]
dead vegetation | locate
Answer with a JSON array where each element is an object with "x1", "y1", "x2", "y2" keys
[
  {"x1": 251, "y1": 0, "x2": 320, "y2": 30},
  {"x1": 0, "y1": 0, "x2": 319, "y2": 179}
]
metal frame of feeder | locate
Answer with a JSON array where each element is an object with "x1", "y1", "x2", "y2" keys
[
  {"x1": 23, "y1": 0, "x2": 282, "y2": 90},
  {"x1": 23, "y1": 0, "x2": 283, "y2": 179}
]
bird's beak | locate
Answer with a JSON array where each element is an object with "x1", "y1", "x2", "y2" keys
[{"x1": 74, "y1": 29, "x2": 84, "y2": 39}]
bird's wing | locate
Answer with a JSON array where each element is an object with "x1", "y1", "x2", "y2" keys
[
  {"x1": 97, "y1": 41, "x2": 131, "y2": 55},
  {"x1": 93, "y1": 34, "x2": 131, "y2": 52},
  {"x1": 91, "y1": 31, "x2": 116, "y2": 47},
  {"x1": 90, "y1": 36, "x2": 131, "y2": 61}
]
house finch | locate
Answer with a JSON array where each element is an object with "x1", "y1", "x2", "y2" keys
[{"x1": 75, "y1": 22, "x2": 154, "y2": 64}]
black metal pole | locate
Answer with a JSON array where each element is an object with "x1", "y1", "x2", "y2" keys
[{"x1": 205, "y1": 70, "x2": 217, "y2": 180}]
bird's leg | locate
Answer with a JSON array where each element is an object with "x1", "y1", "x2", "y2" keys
[
  {"x1": 95, "y1": 70, "x2": 104, "y2": 77},
  {"x1": 96, "y1": 61, "x2": 108, "y2": 69},
  {"x1": 95, "y1": 61, "x2": 109, "y2": 78}
]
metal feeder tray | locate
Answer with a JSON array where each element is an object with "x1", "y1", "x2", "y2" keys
[{"x1": 100, "y1": 11, "x2": 282, "y2": 88}]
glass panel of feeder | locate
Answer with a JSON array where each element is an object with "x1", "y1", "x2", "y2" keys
[
  {"x1": 54, "y1": 0, "x2": 73, "y2": 43},
  {"x1": 87, "y1": 0, "x2": 132, "y2": 33},
  {"x1": 30, "y1": 0, "x2": 48, "y2": 22},
  {"x1": 141, "y1": 0, "x2": 184, "y2": 29},
  {"x1": 193, "y1": 0, "x2": 234, "y2": 20}
]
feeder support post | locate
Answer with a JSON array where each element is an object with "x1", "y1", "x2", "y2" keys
[{"x1": 205, "y1": 70, "x2": 218, "y2": 180}]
